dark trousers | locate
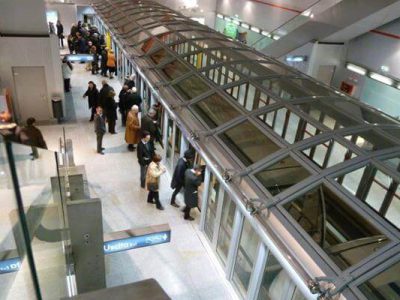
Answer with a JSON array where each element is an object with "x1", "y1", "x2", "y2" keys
[
  {"x1": 101, "y1": 64, "x2": 107, "y2": 76},
  {"x1": 183, "y1": 206, "x2": 192, "y2": 219},
  {"x1": 140, "y1": 164, "x2": 148, "y2": 188},
  {"x1": 171, "y1": 183, "x2": 183, "y2": 204},
  {"x1": 108, "y1": 118, "x2": 116, "y2": 133},
  {"x1": 90, "y1": 107, "x2": 96, "y2": 121},
  {"x1": 96, "y1": 133, "x2": 104, "y2": 152},
  {"x1": 64, "y1": 78, "x2": 71, "y2": 92},
  {"x1": 120, "y1": 110, "x2": 127, "y2": 127},
  {"x1": 31, "y1": 146, "x2": 39, "y2": 159},
  {"x1": 91, "y1": 62, "x2": 98, "y2": 74},
  {"x1": 147, "y1": 191, "x2": 162, "y2": 208},
  {"x1": 59, "y1": 36, "x2": 64, "y2": 47},
  {"x1": 108, "y1": 67, "x2": 115, "y2": 78}
]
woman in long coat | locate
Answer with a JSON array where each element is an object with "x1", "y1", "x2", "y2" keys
[
  {"x1": 83, "y1": 81, "x2": 99, "y2": 121},
  {"x1": 146, "y1": 154, "x2": 166, "y2": 210},
  {"x1": 125, "y1": 105, "x2": 141, "y2": 151}
]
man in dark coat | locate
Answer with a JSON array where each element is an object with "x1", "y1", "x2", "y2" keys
[
  {"x1": 170, "y1": 150, "x2": 194, "y2": 207},
  {"x1": 99, "y1": 80, "x2": 113, "y2": 109},
  {"x1": 19, "y1": 117, "x2": 47, "y2": 159},
  {"x1": 83, "y1": 81, "x2": 99, "y2": 121},
  {"x1": 126, "y1": 87, "x2": 142, "y2": 111},
  {"x1": 118, "y1": 84, "x2": 129, "y2": 126},
  {"x1": 56, "y1": 20, "x2": 64, "y2": 48},
  {"x1": 94, "y1": 106, "x2": 106, "y2": 155},
  {"x1": 100, "y1": 46, "x2": 108, "y2": 76},
  {"x1": 124, "y1": 74, "x2": 136, "y2": 89},
  {"x1": 141, "y1": 109, "x2": 158, "y2": 149},
  {"x1": 104, "y1": 90, "x2": 117, "y2": 134},
  {"x1": 183, "y1": 165, "x2": 203, "y2": 221},
  {"x1": 137, "y1": 131, "x2": 154, "y2": 188}
]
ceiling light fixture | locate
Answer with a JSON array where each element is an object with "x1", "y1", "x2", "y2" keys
[
  {"x1": 241, "y1": 23, "x2": 249, "y2": 29},
  {"x1": 346, "y1": 63, "x2": 367, "y2": 76},
  {"x1": 251, "y1": 26, "x2": 260, "y2": 33},
  {"x1": 369, "y1": 72, "x2": 394, "y2": 86}
]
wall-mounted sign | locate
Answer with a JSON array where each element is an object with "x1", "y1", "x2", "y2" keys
[
  {"x1": 0, "y1": 257, "x2": 21, "y2": 274},
  {"x1": 103, "y1": 224, "x2": 171, "y2": 255},
  {"x1": 65, "y1": 54, "x2": 94, "y2": 62},
  {"x1": 224, "y1": 22, "x2": 237, "y2": 39},
  {"x1": 340, "y1": 81, "x2": 355, "y2": 95}
]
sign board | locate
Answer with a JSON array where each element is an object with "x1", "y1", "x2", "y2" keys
[
  {"x1": 65, "y1": 54, "x2": 94, "y2": 62},
  {"x1": 103, "y1": 224, "x2": 171, "y2": 255},
  {"x1": 0, "y1": 257, "x2": 21, "y2": 274}
]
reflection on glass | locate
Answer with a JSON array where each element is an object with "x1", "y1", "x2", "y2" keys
[
  {"x1": 233, "y1": 219, "x2": 260, "y2": 296},
  {"x1": 161, "y1": 60, "x2": 190, "y2": 80},
  {"x1": 260, "y1": 78, "x2": 309, "y2": 100},
  {"x1": 172, "y1": 75, "x2": 210, "y2": 101},
  {"x1": 173, "y1": 126, "x2": 181, "y2": 167},
  {"x1": 166, "y1": 118, "x2": 173, "y2": 166},
  {"x1": 259, "y1": 107, "x2": 319, "y2": 143},
  {"x1": 258, "y1": 251, "x2": 305, "y2": 300},
  {"x1": 204, "y1": 174, "x2": 220, "y2": 241},
  {"x1": 339, "y1": 164, "x2": 400, "y2": 229},
  {"x1": 216, "y1": 193, "x2": 236, "y2": 265},
  {"x1": 255, "y1": 156, "x2": 310, "y2": 196},
  {"x1": 284, "y1": 185, "x2": 389, "y2": 270},
  {"x1": 359, "y1": 260, "x2": 400, "y2": 300},
  {"x1": 192, "y1": 94, "x2": 241, "y2": 128},
  {"x1": 302, "y1": 139, "x2": 355, "y2": 168},
  {"x1": 345, "y1": 130, "x2": 397, "y2": 151},
  {"x1": 219, "y1": 121, "x2": 280, "y2": 167},
  {"x1": 150, "y1": 48, "x2": 173, "y2": 65}
]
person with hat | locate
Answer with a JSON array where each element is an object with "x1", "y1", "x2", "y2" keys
[{"x1": 170, "y1": 149, "x2": 195, "y2": 207}]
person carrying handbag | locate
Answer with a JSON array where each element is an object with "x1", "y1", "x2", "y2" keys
[{"x1": 146, "y1": 154, "x2": 166, "y2": 210}]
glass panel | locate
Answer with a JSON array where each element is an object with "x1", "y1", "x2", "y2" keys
[
  {"x1": 255, "y1": 156, "x2": 310, "y2": 196},
  {"x1": 161, "y1": 60, "x2": 190, "y2": 81},
  {"x1": 257, "y1": 251, "x2": 302, "y2": 300},
  {"x1": 216, "y1": 193, "x2": 236, "y2": 265},
  {"x1": 283, "y1": 185, "x2": 390, "y2": 270},
  {"x1": 149, "y1": 48, "x2": 173, "y2": 65},
  {"x1": 0, "y1": 139, "x2": 37, "y2": 299},
  {"x1": 302, "y1": 139, "x2": 355, "y2": 168},
  {"x1": 219, "y1": 121, "x2": 281, "y2": 167},
  {"x1": 192, "y1": 94, "x2": 241, "y2": 129},
  {"x1": 172, "y1": 75, "x2": 210, "y2": 101},
  {"x1": 358, "y1": 260, "x2": 400, "y2": 300},
  {"x1": 291, "y1": 79, "x2": 336, "y2": 97},
  {"x1": 233, "y1": 219, "x2": 260, "y2": 296},
  {"x1": 166, "y1": 118, "x2": 173, "y2": 166},
  {"x1": 126, "y1": 30, "x2": 149, "y2": 45},
  {"x1": 339, "y1": 164, "x2": 400, "y2": 230},
  {"x1": 345, "y1": 130, "x2": 397, "y2": 151},
  {"x1": 204, "y1": 174, "x2": 220, "y2": 241},
  {"x1": 260, "y1": 78, "x2": 310, "y2": 100}
]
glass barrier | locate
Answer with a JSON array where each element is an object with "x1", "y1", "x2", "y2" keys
[{"x1": 0, "y1": 135, "x2": 72, "y2": 300}]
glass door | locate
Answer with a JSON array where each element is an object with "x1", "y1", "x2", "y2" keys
[
  {"x1": 204, "y1": 173, "x2": 221, "y2": 242},
  {"x1": 166, "y1": 118, "x2": 174, "y2": 170}
]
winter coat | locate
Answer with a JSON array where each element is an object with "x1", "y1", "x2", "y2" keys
[
  {"x1": 146, "y1": 161, "x2": 166, "y2": 192},
  {"x1": 19, "y1": 125, "x2": 47, "y2": 149},
  {"x1": 99, "y1": 84, "x2": 114, "y2": 108},
  {"x1": 126, "y1": 92, "x2": 142, "y2": 111},
  {"x1": 106, "y1": 53, "x2": 116, "y2": 67},
  {"x1": 94, "y1": 114, "x2": 106, "y2": 134},
  {"x1": 125, "y1": 111, "x2": 141, "y2": 144},
  {"x1": 118, "y1": 89, "x2": 129, "y2": 112},
  {"x1": 56, "y1": 23, "x2": 64, "y2": 37},
  {"x1": 104, "y1": 93, "x2": 117, "y2": 120},
  {"x1": 83, "y1": 86, "x2": 99, "y2": 109},
  {"x1": 137, "y1": 141, "x2": 154, "y2": 166},
  {"x1": 62, "y1": 62, "x2": 73, "y2": 79},
  {"x1": 171, "y1": 158, "x2": 189, "y2": 189},
  {"x1": 184, "y1": 169, "x2": 202, "y2": 208},
  {"x1": 141, "y1": 115, "x2": 157, "y2": 138}
]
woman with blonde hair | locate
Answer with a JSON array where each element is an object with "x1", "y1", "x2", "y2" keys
[
  {"x1": 125, "y1": 105, "x2": 140, "y2": 151},
  {"x1": 146, "y1": 154, "x2": 166, "y2": 210}
]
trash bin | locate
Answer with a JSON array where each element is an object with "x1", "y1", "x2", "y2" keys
[{"x1": 52, "y1": 96, "x2": 63, "y2": 123}]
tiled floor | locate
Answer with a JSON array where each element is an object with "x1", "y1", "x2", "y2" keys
[{"x1": 36, "y1": 64, "x2": 237, "y2": 299}]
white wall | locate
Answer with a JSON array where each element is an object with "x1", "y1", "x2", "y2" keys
[
  {"x1": 307, "y1": 43, "x2": 346, "y2": 78},
  {"x1": 278, "y1": 43, "x2": 314, "y2": 74},
  {"x1": 77, "y1": 5, "x2": 95, "y2": 23},
  {"x1": 45, "y1": 3, "x2": 78, "y2": 37},
  {"x1": 0, "y1": 36, "x2": 64, "y2": 122},
  {"x1": 217, "y1": 0, "x2": 298, "y2": 33},
  {"x1": 0, "y1": 0, "x2": 48, "y2": 35},
  {"x1": 346, "y1": 19, "x2": 400, "y2": 79}
]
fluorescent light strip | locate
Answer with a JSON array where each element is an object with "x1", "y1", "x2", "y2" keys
[
  {"x1": 241, "y1": 23, "x2": 249, "y2": 29},
  {"x1": 369, "y1": 72, "x2": 394, "y2": 86},
  {"x1": 251, "y1": 26, "x2": 260, "y2": 33},
  {"x1": 346, "y1": 63, "x2": 367, "y2": 76},
  {"x1": 261, "y1": 30, "x2": 270, "y2": 37},
  {"x1": 233, "y1": 20, "x2": 240, "y2": 25},
  {"x1": 217, "y1": 13, "x2": 223, "y2": 19},
  {"x1": 397, "y1": 83, "x2": 400, "y2": 90}
]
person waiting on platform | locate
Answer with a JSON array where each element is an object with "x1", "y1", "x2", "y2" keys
[
  {"x1": 170, "y1": 150, "x2": 195, "y2": 208},
  {"x1": 83, "y1": 81, "x2": 99, "y2": 122},
  {"x1": 125, "y1": 105, "x2": 141, "y2": 151},
  {"x1": 141, "y1": 109, "x2": 158, "y2": 149},
  {"x1": 118, "y1": 84, "x2": 130, "y2": 126},
  {"x1": 124, "y1": 74, "x2": 136, "y2": 89},
  {"x1": 183, "y1": 165, "x2": 203, "y2": 221},
  {"x1": 106, "y1": 49, "x2": 116, "y2": 79},
  {"x1": 137, "y1": 131, "x2": 154, "y2": 189},
  {"x1": 94, "y1": 106, "x2": 106, "y2": 155},
  {"x1": 104, "y1": 90, "x2": 117, "y2": 134},
  {"x1": 99, "y1": 80, "x2": 114, "y2": 109},
  {"x1": 19, "y1": 117, "x2": 47, "y2": 160},
  {"x1": 100, "y1": 46, "x2": 108, "y2": 77},
  {"x1": 127, "y1": 87, "x2": 142, "y2": 111},
  {"x1": 146, "y1": 154, "x2": 166, "y2": 210},
  {"x1": 56, "y1": 20, "x2": 64, "y2": 48},
  {"x1": 61, "y1": 57, "x2": 73, "y2": 92}
]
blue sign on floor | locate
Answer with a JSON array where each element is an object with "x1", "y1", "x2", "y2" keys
[
  {"x1": 103, "y1": 230, "x2": 171, "y2": 255},
  {"x1": 0, "y1": 257, "x2": 21, "y2": 274}
]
